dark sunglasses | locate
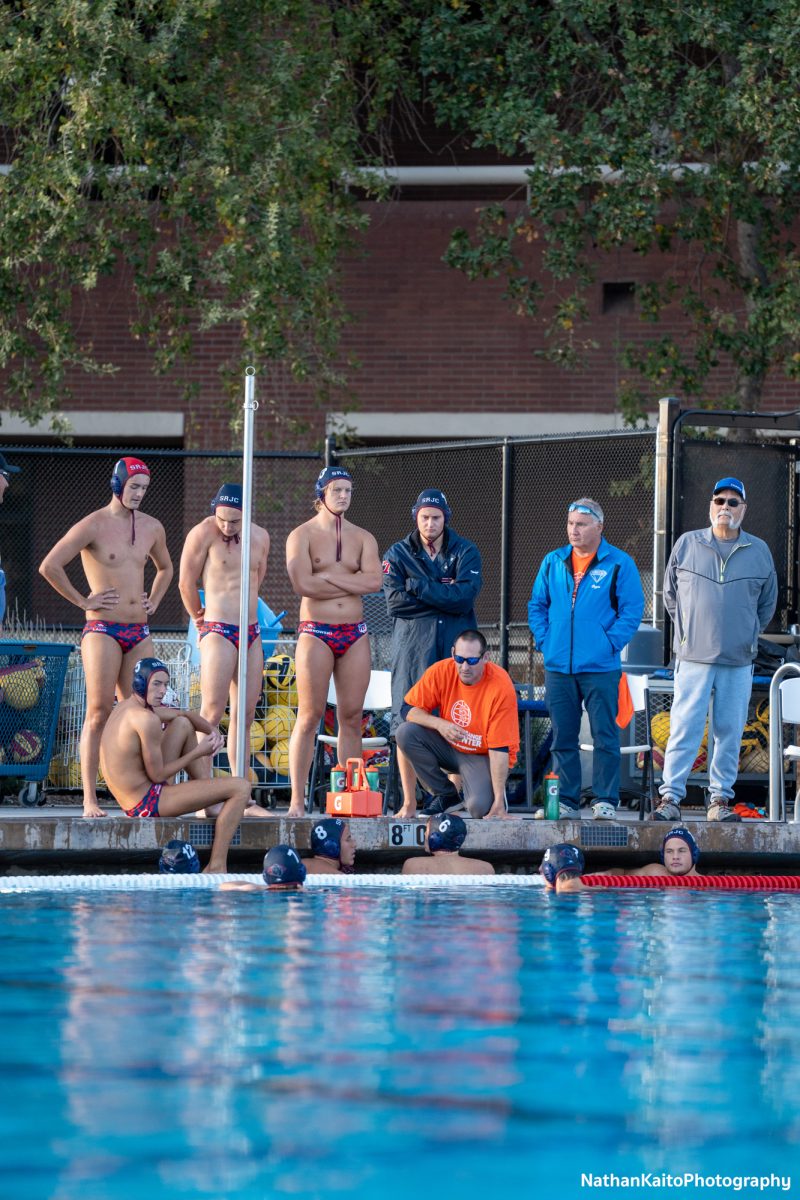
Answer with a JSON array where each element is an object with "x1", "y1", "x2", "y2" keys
[
  {"x1": 453, "y1": 653, "x2": 484, "y2": 665},
  {"x1": 712, "y1": 497, "x2": 742, "y2": 508}
]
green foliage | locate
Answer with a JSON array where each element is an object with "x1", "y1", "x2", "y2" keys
[
  {"x1": 420, "y1": 0, "x2": 800, "y2": 416},
  {"x1": 0, "y1": 0, "x2": 417, "y2": 424}
]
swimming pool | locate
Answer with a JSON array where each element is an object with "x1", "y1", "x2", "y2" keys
[{"x1": 1, "y1": 886, "x2": 797, "y2": 1200}]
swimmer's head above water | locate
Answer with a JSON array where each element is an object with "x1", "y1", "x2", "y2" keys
[
  {"x1": 263, "y1": 845, "x2": 307, "y2": 889},
  {"x1": 132, "y1": 657, "x2": 170, "y2": 709},
  {"x1": 159, "y1": 840, "x2": 200, "y2": 874},
  {"x1": 660, "y1": 826, "x2": 699, "y2": 875},
  {"x1": 540, "y1": 843, "x2": 585, "y2": 889},
  {"x1": 310, "y1": 817, "x2": 355, "y2": 871},
  {"x1": 427, "y1": 813, "x2": 467, "y2": 853}
]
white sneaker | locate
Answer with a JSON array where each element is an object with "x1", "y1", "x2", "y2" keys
[
  {"x1": 533, "y1": 802, "x2": 579, "y2": 819},
  {"x1": 591, "y1": 801, "x2": 618, "y2": 820}
]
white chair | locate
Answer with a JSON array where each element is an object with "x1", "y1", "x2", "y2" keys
[
  {"x1": 307, "y1": 670, "x2": 393, "y2": 812},
  {"x1": 579, "y1": 673, "x2": 653, "y2": 819},
  {"x1": 779, "y1": 678, "x2": 800, "y2": 820}
]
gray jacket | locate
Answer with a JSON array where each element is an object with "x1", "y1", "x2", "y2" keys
[{"x1": 664, "y1": 526, "x2": 778, "y2": 666}]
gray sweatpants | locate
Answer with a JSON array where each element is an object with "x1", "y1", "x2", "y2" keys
[{"x1": 395, "y1": 721, "x2": 495, "y2": 817}]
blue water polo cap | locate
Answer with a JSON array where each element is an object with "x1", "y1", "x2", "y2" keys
[
  {"x1": 263, "y1": 845, "x2": 307, "y2": 886},
  {"x1": 660, "y1": 826, "x2": 699, "y2": 867},
  {"x1": 132, "y1": 657, "x2": 169, "y2": 705},
  {"x1": 310, "y1": 818, "x2": 345, "y2": 860},
  {"x1": 540, "y1": 843, "x2": 585, "y2": 885},
  {"x1": 428, "y1": 813, "x2": 466, "y2": 852},
  {"x1": 159, "y1": 840, "x2": 200, "y2": 874},
  {"x1": 712, "y1": 477, "x2": 746, "y2": 500},
  {"x1": 412, "y1": 488, "x2": 451, "y2": 523},
  {"x1": 212, "y1": 482, "x2": 243, "y2": 511},
  {"x1": 315, "y1": 467, "x2": 353, "y2": 499}
]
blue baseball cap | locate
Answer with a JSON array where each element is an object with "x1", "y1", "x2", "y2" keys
[{"x1": 713, "y1": 477, "x2": 746, "y2": 500}]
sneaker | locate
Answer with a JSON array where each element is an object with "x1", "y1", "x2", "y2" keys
[
  {"x1": 420, "y1": 791, "x2": 461, "y2": 816},
  {"x1": 706, "y1": 800, "x2": 741, "y2": 823},
  {"x1": 533, "y1": 802, "x2": 579, "y2": 819},
  {"x1": 653, "y1": 799, "x2": 681, "y2": 821},
  {"x1": 591, "y1": 801, "x2": 618, "y2": 820}
]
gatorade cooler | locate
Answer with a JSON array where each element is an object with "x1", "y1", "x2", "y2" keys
[{"x1": 326, "y1": 757, "x2": 382, "y2": 817}]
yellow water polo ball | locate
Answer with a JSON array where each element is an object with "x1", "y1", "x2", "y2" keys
[
  {"x1": 263, "y1": 706, "x2": 296, "y2": 743},
  {"x1": 269, "y1": 739, "x2": 291, "y2": 776}
]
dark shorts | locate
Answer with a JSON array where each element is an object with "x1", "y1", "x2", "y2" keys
[
  {"x1": 198, "y1": 620, "x2": 260, "y2": 651},
  {"x1": 124, "y1": 781, "x2": 165, "y2": 818},
  {"x1": 81, "y1": 621, "x2": 151, "y2": 653},
  {"x1": 297, "y1": 621, "x2": 368, "y2": 658}
]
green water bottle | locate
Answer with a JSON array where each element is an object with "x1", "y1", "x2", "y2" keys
[{"x1": 544, "y1": 771, "x2": 561, "y2": 819}]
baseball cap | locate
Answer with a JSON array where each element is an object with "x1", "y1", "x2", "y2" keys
[{"x1": 712, "y1": 477, "x2": 746, "y2": 500}]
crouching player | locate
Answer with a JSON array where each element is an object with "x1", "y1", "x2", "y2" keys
[{"x1": 99, "y1": 657, "x2": 249, "y2": 873}]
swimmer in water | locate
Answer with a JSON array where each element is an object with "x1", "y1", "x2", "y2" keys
[
  {"x1": 285, "y1": 467, "x2": 382, "y2": 817},
  {"x1": 39, "y1": 458, "x2": 173, "y2": 818},
  {"x1": 542, "y1": 827, "x2": 701, "y2": 893},
  {"x1": 222, "y1": 845, "x2": 307, "y2": 892},
  {"x1": 402, "y1": 813, "x2": 494, "y2": 875},
  {"x1": 540, "y1": 843, "x2": 585, "y2": 894},
  {"x1": 159, "y1": 840, "x2": 201, "y2": 875},
  {"x1": 304, "y1": 817, "x2": 356, "y2": 875}
]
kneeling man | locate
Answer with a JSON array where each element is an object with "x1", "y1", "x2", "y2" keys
[
  {"x1": 395, "y1": 629, "x2": 519, "y2": 819},
  {"x1": 99, "y1": 657, "x2": 249, "y2": 873}
]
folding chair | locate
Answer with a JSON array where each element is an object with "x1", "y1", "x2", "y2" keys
[
  {"x1": 306, "y1": 669, "x2": 395, "y2": 813},
  {"x1": 579, "y1": 672, "x2": 653, "y2": 819}
]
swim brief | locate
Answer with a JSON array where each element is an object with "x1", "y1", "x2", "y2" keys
[
  {"x1": 124, "y1": 781, "x2": 165, "y2": 818},
  {"x1": 197, "y1": 620, "x2": 260, "y2": 651},
  {"x1": 297, "y1": 621, "x2": 368, "y2": 658},
  {"x1": 81, "y1": 621, "x2": 151, "y2": 653}
]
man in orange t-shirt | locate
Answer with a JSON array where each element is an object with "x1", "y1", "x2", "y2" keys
[{"x1": 395, "y1": 629, "x2": 519, "y2": 819}]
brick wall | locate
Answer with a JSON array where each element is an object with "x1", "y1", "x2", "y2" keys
[{"x1": 22, "y1": 198, "x2": 800, "y2": 447}]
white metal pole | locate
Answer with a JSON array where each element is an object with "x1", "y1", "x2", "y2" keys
[{"x1": 234, "y1": 366, "x2": 257, "y2": 779}]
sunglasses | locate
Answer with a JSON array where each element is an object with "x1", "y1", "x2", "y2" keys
[
  {"x1": 453, "y1": 653, "x2": 484, "y2": 665},
  {"x1": 712, "y1": 497, "x2": 742, "y2": 508},
  {"x1": 568, "y1": 503, "x2": 601, "y2": 518}
]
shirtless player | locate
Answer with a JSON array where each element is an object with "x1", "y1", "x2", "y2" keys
[
  {"x1": 179, "y1": 482, "x2": 270, "y2": 818},
  {"x1": 99, "y1": 658, "x2": 249, "y2": 873},
  {"x1": 39, "y1": 458, "x2": 173, "y2": 817},
  {"x1": 285, "y1": 467, "x2": 382, "y2": 817}
]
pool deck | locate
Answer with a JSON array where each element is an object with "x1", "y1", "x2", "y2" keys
[{"x1": 1, "y1": 799, "x2": 799, "y2": 872}]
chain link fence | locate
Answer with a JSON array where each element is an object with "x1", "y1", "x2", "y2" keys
[
  {"x1": 337, "y1": 430, "x2": 657, "y2": 680},
  {"x1": 1, "y1": 432, "x2": 657, "y2": 684},
  {"x1": 0, "y1": 447, "x2": 323, "y2": 631}
]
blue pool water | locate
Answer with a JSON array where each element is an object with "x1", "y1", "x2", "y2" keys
[{"x1": 1, "y1": 886, "x2": 798, "y2": 1200}]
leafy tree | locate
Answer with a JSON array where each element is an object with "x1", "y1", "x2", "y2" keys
[
  {"x1": 420, "y1": 0, "x2": 800, "y2": 417},
  {"x1": 0, "y1": 0, "x2": 418, "y2": 426}
]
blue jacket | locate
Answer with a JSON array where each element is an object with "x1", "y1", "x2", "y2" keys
[
  {"x1": 382, "y1": 527, "x2": 483, "y2": 723},
  {"x1": 528, "y1": 538, "x2": 644, "y2": 674}
]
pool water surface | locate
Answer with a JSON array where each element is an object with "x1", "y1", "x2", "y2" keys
[{"x1": 1, "y1": 886, "x2": 798, "y2": 1199}]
